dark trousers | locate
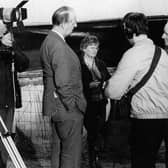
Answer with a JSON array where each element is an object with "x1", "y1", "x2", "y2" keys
[
  {"x1": 0, "y1": 108, "x2": 14, "y2": 165},
  {"x1": 130, "y1": 118, "x2": 168, "y2": 168},
  {"x1": 84, "y1": 100, "x2": 106, "y2": 166},
  {"x1": 84, "y1": 100, "x2": 106, "y2": 149},
  {"x1": 51, "y1": 118, "x2": 83, "y2": 168}
]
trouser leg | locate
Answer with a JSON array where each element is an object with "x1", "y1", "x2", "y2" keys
[
  {"x1": 0, "y1": 108, "x2": 14, "y2": 167},
  {"x1": 85, "y1": 101, "x2": 106, "y2": 150},
  {"x1": 164, "y1": 140, "x2": 168, "y2": 168},
  {"x1": 0, "y1": 108, "x2": 14, "y2": 132},
  {"x1": 163, "y1": 119, "x2": 168, "y2": 168},
  {"x1": 130, "y1": 119, "x2": 163, "y2": 168},
  {"x1": 85, "y1": 102, "x2": 106, "y2": 168},
  {"x1": 87, "y1": 134, "x2": 97, "y2": 168},
  {"x1": 51, "y1": 119, "x2": 60, "y2": 168},
  {"x1": 52, "y1": 119, "x2": 83, "y2": 168}
]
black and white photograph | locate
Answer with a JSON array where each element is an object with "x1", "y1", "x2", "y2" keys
[{"x1": 0, "y1": 0, "x2": 168, "y2": 168}]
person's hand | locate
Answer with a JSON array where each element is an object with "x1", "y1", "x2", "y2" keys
[
  {"x1": 89, "y1": 81, "x2": 100, "y2": 88},
  {"x1": 0, "y1": 21, "x2": 7, "y2": 38},
  {"x1": 1, "y1": 32, "x2": 13, "y2": 47}
]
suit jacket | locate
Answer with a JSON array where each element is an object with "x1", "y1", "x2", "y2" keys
[{"x1": 40, "y1": 31, "x2": 86, "y2": 121}]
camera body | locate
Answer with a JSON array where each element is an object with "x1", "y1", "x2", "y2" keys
[{"x1": 0, "y1": 7, "x2": 27, "y2": 23}]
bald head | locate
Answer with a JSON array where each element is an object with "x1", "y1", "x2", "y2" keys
[
  {"x1": 52, "y1": 6, "x2": 75, "y2": 26},
  {"x1": 51, "y1": 6, "x2": 77, "y2": 37}
]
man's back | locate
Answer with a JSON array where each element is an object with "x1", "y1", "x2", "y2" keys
[
  {"x1": 40, "y1": 30, "x2": 86, "y2": 120},
  {"x1": 127, "y1": 40, "x2": 168, "y2": 119}
]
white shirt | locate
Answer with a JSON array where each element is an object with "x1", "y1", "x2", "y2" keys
[
  {"x1": 52, "y1": 29, "x2": 65, "y2": 41},
  {"x1": 106, "y1": 35, "x2": 168, "y2": 119}
]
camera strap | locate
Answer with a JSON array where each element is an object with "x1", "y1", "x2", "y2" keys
[{"x1": 127, "y1": 46, "x2": 161, "y2": 97}]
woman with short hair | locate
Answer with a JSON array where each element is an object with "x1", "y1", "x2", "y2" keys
[{"x1": 80, "y1": 34, "x2": 111, "y2": 168}]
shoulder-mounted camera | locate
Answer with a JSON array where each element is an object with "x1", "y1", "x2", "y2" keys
[{"x1": 0, "y1": 1, "x2": 28, "y2": 32}]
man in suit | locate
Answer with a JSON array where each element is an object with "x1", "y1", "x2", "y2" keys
[{"x1": 40, "y1": 6, "x2": 87, "y2": 168}]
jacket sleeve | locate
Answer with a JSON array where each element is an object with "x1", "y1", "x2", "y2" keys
[
  {"x1": 104, "y1": 49, "x2": 140, "y2": 99},
  {"x1": 13, "y1": 43, "x2": 29, "y2": 72}
]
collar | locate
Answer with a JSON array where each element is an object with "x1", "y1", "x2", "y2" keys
[
  {"x1": 51, "y1": 29, "x2": 65, "y2": 41},
  {"x1": 134, "y1": 34, "x2": 148, "y2": 43},
  {"x1": 134, "y1": 34, "x2": 153, "y2": 46}
]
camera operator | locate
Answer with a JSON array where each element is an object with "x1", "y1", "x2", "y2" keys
[{"x1": 0, "y1": 20, "x2": 29, "y2": 167}]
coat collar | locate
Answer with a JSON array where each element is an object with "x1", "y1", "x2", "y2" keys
[
  {"x1": 51, "y1": 29, "x2": 65, "y2": 41},
  {"x1": 48, "y1": 30, "x2": 65, "y2": 43}
]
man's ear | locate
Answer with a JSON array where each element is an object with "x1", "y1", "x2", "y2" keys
[{"x1": 60, "y1": 22, "x2": 66, "y2": 29}]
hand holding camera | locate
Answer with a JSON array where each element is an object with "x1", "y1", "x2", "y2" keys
[{"x1": 1, "y1": 32, "x2": 13, "y2": 47}]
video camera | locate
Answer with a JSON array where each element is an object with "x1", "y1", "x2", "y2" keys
[
  {"x1": 0, "y1": 0, "x2": 28, "y2": 31},
  {"x1": 0, "y1": 1, "x2": 29, "y2": 56},
  {"x1": 0, "y1": 7, "x2": 27, "y2": 23}
]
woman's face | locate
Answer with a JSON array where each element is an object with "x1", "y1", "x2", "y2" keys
[{"x1": 83, "y1": 44, "x2": 99, "y2": 58}]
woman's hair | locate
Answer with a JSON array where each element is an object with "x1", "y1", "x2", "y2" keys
[
  {"x1": 52, "y1": 6, "x2": 74, "y2": 25},
  {"x1": 80, "y1": 34, "x2": 99, "y2": 51}
]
